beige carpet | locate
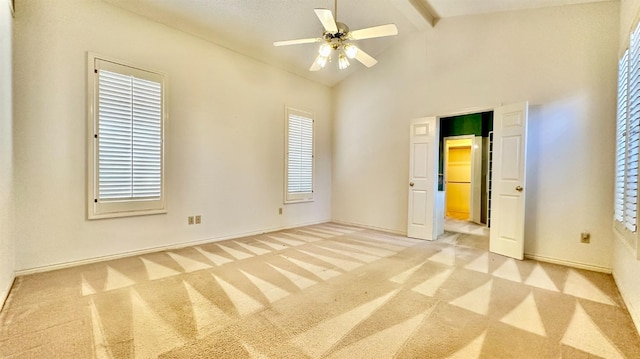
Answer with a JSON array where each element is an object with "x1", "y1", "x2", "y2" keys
[{"x1": 1, "y1": 223, "x2": 639, "y2": 358}]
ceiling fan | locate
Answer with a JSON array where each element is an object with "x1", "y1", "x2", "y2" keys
[{"x1": 273, "y1": 0, "x2": 399, "y2": 71}]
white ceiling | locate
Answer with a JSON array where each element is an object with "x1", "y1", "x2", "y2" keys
[
  {"x1": 428, "y1": 0, "x2": 610, "y2": 18},
  {"x1": 102, "y1": 0, "x2": 612, "y2": 87}
]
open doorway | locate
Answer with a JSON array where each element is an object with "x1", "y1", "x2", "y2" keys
[
  {"x1": 444, "y1": 137, "x2": 473, "y2": 220},
  {"x1": 407, "y1": 103, "x2": 528, "y2": 259},
  {"x1": 439, "y1": 112, "x2": 493, "y2": 236}
]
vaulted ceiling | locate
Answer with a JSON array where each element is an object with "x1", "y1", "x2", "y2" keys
[{"x1": 102, "y1": 0, "x2": 612, "y2": 87}]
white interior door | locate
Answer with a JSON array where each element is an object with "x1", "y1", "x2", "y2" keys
[
  {"x1": 407, "y1": 117, "x2": 439, "y2": 240},
  {"x1": 489, "y1": 102, "x2": 529, "y2": 259}
]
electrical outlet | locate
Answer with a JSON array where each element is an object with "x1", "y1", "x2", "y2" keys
[
  {"x1": 278, "y1": 208, "x2": 283, "y2": 215},
  {"x1": 581, "y1": 232, "x2": 590, "y2": 244},
  {"x1": 195, "y1": 215, "x2": 201, "y2": 224},
  {"x1": 188, "y1": 216, "x2": 194, "y2": 225}
]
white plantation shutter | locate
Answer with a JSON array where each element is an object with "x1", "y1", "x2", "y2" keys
[
  {"x1": 98, "y1": 70, "x2": 134, "y2": 199},
  {"x1": 88, "y1": 55, "x2": 166, "y2": 219},
  {"x1": 131, "y1": 77, "x2": 162, "y2": 198},
  {"x1": 626, "y1": 25, "x2": 640, "y2": 233},
  {"x1": 285, "y1": 108, "x2": 314, "y2": 202},
  {"x1": 616, "y1": 50, "x2": 629, "y2": 224}
]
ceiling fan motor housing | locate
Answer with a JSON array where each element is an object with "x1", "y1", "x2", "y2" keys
[
  {"x1": 323, "y1": 22, "x2": 350, "y2": 40},
  {"x1": 323, "y1": 22, "x2": 350, "y2": 50}
]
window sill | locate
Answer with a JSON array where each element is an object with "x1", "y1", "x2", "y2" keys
[
  {"x1": 284, "y1": 199, "x2": 314, "y2": 204},
  {"x1": 88, "y1": 208, "x2": 167, "y2": 220}
]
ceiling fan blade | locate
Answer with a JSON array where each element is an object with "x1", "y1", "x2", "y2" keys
[
  {"x1": 349, "y1": 24, "x2": 398, "y2": 40},
  {"x1": 354, "y1": 48, "x2": 378, "y2": 68},
  {"x1": 273, "y1": 38, "x2": 321, "y2": 47},
  {"x1": 314, "y1": 8, "x2": 338, "y2": 33},
  {"x1": 309, "y1": 56, "x2": 323, "y2": 71}
]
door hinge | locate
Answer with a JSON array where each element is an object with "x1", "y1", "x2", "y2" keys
[{"x1": 94, "y1": 199, "x2": 97, "y2": 203}]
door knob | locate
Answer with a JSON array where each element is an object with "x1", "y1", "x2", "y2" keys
[
  {"x1": 515, "y1": 186, "x2": 523, "y2": 192},
  {"x1": 409, "y1": 182, "x2": 415, "y2": 187}
]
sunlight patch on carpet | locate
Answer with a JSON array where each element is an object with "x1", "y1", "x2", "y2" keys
[
  {"x1": 239, "y1": 270, "x2": 290, "y2": 303},
  {"x1": 182, "y1": 280, "x2": 232, "y2": 337},
  {"x1": 561, "y1": 302, "x2": 623, "y2": 358},
  {"x1": 291, "y1": 290, "x2": 398, "y2": 359},
  {"x1": 195, "y1": 247, "x2": 234, "y2": 266},
  {"x1": 327, "y1": 308, "x2": 432, "y2": 358},
  {"x1": 211, "y1": 274, "x2": 264, "y2": 316},
  {"x1": 281, "y1": 255, "x2": 341, "y2": 281},
  {"x1": 491, "y1": 258, "x2": 521, "y2": 283},
  {"x1": 131, "y1": 289, "x2": 185, "y2": 358},
  {"x1": 89, "y1": 299, "x2": 112, "y2": 359},
  {"x1": 447, "y1": 330, "x2": 487, "y2": 359},
  {"x1": 389, "y1": 261, "x2": 426, "y2": 284},
  {"x1": 141, "y1": 257, "x2": 181, "y2": 281},
  {"x1": 499, "y1": 292, "x2": 547, "y2": 336},
  {"x1": 104, "y1": 266, "x2": 136, "y2": 291},
  {"x1": 563, "y1": 270, "x2": 616, "y2": 306},
  {"x1": 524, "y1": 264, "x2": 559, "y2": 292},
  {"x1": 235, "y1": 241, "x2": 271, "y2": 256},
  {"x1": 428, "y1": 247, "x2": 456, "y2": 266},
  {"x1": 167, "y1": 252, "x2": 211, "y2": 273},
  {"x1": 449, "y1": 279, "x2": 493, "y2": 315},
  {"x1": 267, "y1": 263, "x2": 318, "y2": 290},
  {"x1": 464, "y1": 252, "x2": 489, "y2": 274},
  {"x1": 412, "y1": 268, "x2": 453, "y2": 297},
  {"x1": 297, "y1": 250, "x2": 362, "y2": 272},
  {"x1": 217, "y1": 244, "x2": 254, "y2": 260}
]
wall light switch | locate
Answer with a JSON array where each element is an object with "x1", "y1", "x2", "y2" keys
[{"x1": 188, "y1": 216, "x2": 194, "y2": 225}]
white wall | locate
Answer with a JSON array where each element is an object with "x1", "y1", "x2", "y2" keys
[
  {"x1": 0, "y1": 0, "x2": 14, "y2": 306},
  {"x1": 332, "y1": 2, "x2": 619, "y2": 270},
  {"x1": 613, "y1": 0, "x2": 640, "y2": 334},
  {"x1": 13, "y1": 0, "x2": 332, "y2": 271}
]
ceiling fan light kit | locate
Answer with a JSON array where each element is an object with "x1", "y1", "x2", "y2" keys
[
  {"x1": 319, "y1": 43, "x2": 332, "y2": 57},
  {"x1": 315, "y1": 55, "x2": 329, "y2": 68},
  {"x1": 338, "y1": 53, "x2": 350, "y2": 70},
  {"x1": 273, "y1": 1, "x2": 398, "y2": 72},
  {"x1": 344, "y1": 43, "x2": 358, "y2": 59}
]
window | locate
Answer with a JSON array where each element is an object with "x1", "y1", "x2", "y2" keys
[
  {"x1": 615, "y1": 50, "x2": 630, "y2": 228},
  {"x1": 87, "y1": 54, "x2": 166, "y2": 219},
  {"x1": 615, "y1": 22, "x2": 640, "y2": 255},
  {"x1": 284, "y1": 108, "x2": 314, "y2": 203}
]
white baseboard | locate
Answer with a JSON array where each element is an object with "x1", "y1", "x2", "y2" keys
[
  {"x1": 331, "y1": 219, "x2": 406, "y2": 236},
  {"x1": 524, "y1": 253, "x2": 612, "y2": 274},
  {"x1": 0, "y1": 272, "x2": 15, "y2": 311},
  {"x1": 15, "y1": 219, "x2": 331, "y2": 276}
]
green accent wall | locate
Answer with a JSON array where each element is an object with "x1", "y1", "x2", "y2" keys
[
  {"x1": 440, "y1": 112, "x2": 493, "y2": 138},
  {"x1": 438, "y1": 112, "x2": 493, "y2": 190}
]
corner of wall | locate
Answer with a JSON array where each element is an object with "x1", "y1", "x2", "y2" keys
[
  {"x1": 0, "y1": 0, "x2": 16, "y2": 313},
  {"x1": 611, "y1": 234, "x2": 640, "y2": 335},
  {"x1": 0, "y1": 273, "x2": 15, "y2": 311}
]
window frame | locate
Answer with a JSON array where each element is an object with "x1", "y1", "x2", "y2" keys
[
  {"x1": 87, "y1": 53, "x2": 167, "y2": 219},
  {"x1": 284, "y1": 107, "x2": 315, "y2": 204},
  {"x1": 614, "y1": 49, "x2": 637, "y2": 248},
  {"x1": 614, "y1": 23, "x2": 640, "y2": 259}
]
